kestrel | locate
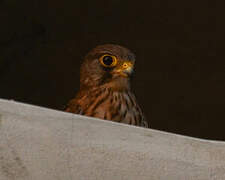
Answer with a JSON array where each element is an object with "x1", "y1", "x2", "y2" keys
[{"x1": 66, "y1": 44, "x2": 149, "y2": 128}]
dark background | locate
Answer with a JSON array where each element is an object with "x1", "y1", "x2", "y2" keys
[{"x1": 1, "y1": 0, "x2": 225, "y2": 140}]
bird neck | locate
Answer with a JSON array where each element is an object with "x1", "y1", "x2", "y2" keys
[
  {"x1": 80, "y1": 76, "x2": 131, "y2": 92},
  {"x1": 103, "y1": 77, "x2": 131, "y2": 92}
]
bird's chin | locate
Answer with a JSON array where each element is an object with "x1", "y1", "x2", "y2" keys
[
  {"x1": 105, "y1": 74, "x2": 130, "y2": 91},
  {"x1": 112, "y1": 71, "x2": 129, "y2": 78}
]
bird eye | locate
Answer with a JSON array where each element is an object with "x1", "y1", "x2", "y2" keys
[{"x1": 99, "y1": 54, "x2": 117, "y2": 67}]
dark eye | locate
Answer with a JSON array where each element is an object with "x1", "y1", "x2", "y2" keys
[
  {"x1": 99, "y1": 54, "x2": 117, "y2": 67},
  {"x1": 103, "y1": 56, "x2": 113, "y2": 66}
]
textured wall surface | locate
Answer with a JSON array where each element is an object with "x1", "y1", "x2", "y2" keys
[{"x1": 0, "y1": 99, "x2": 225, "y2": 180}]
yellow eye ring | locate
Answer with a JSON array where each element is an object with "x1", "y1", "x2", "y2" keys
[{"x1": 99, "y1": 54, "x2": 117, "y2": 67}]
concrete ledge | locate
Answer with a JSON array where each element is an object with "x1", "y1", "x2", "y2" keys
[{"x1": 0, "y1": 99, "x2": 225, "y2": 180}]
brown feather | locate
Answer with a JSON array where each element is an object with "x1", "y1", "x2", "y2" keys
[{"x1": 65, "y1": 44, "x2": 149, "y2": 128}]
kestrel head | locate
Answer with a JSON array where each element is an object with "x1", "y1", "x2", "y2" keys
[{"x1": 80, "y1": 44, "x2": 136, "y2": 91}]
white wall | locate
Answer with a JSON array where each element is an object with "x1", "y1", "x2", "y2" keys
[{"x1": 0, "y1": 99, "x2": 225, "y2": 180}]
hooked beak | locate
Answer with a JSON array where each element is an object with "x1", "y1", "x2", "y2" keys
[{"x1": 112, "y1": 61, "x2": 133, "y2": 77}]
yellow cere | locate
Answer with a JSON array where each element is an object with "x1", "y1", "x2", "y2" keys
[{"x1": 122, "y1": 61, "x2": 133, "y2": 70}]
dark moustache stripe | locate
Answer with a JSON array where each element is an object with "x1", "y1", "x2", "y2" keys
[{"x1": 127, "y1": 92, "x2": 135, "y2": 107}]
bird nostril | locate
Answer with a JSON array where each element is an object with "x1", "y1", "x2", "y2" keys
[{"x1": 123, "y1": 63, "x2": 128, "y2": 68}]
